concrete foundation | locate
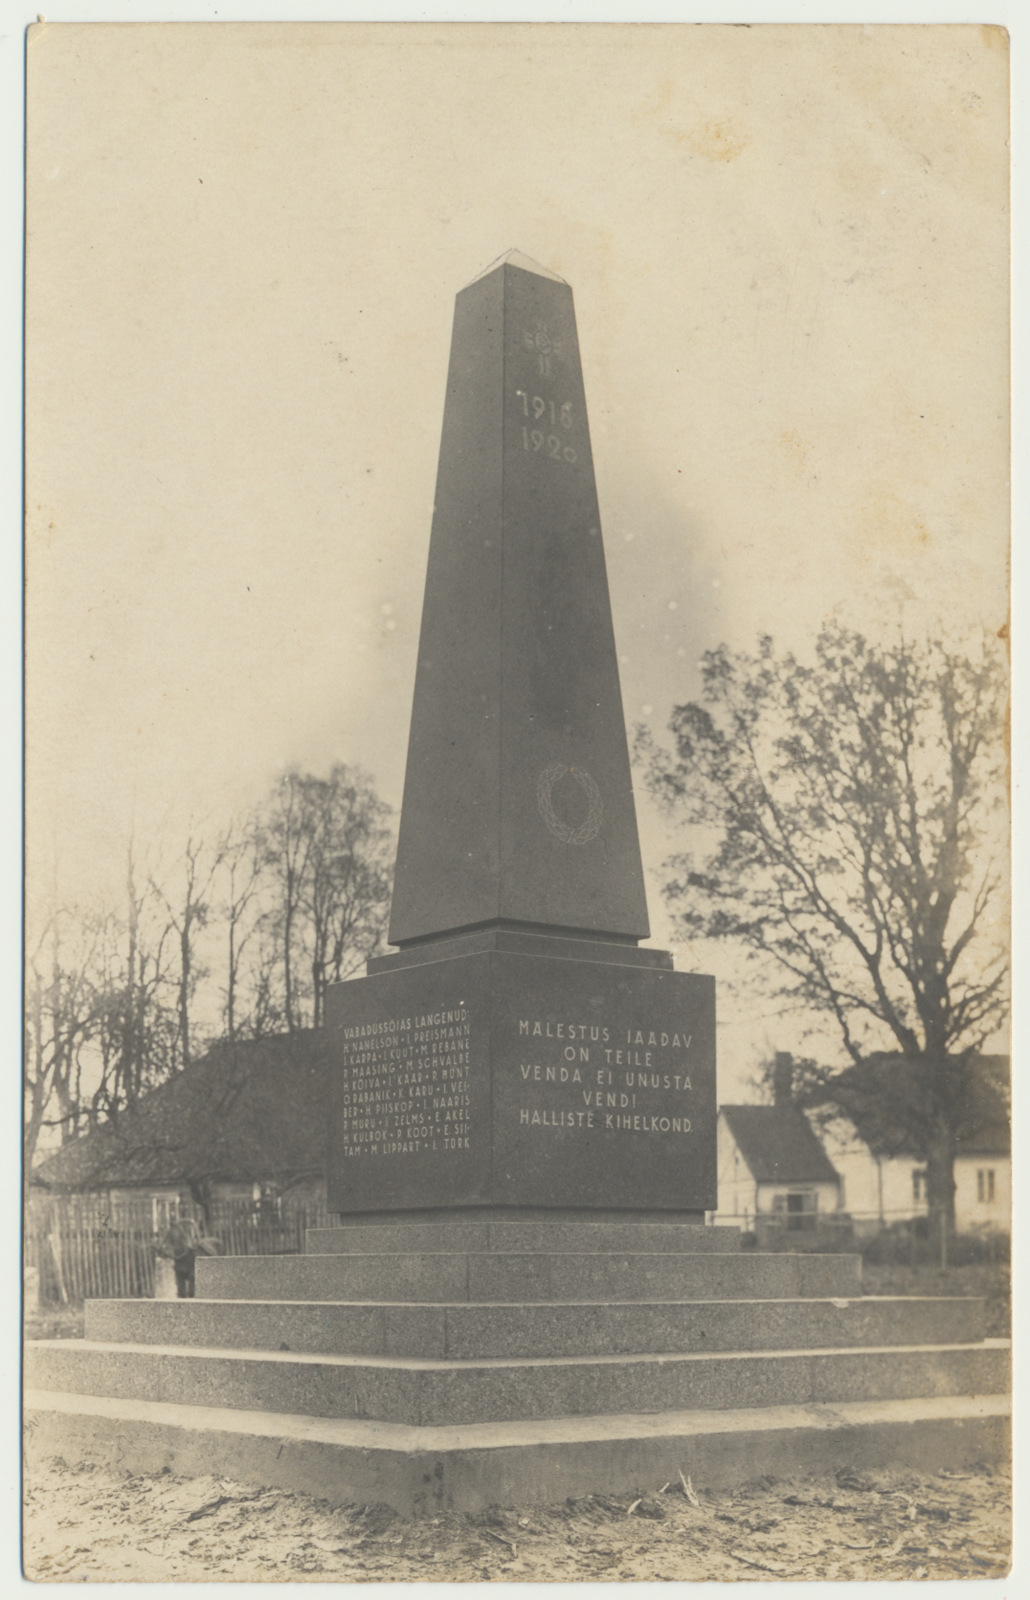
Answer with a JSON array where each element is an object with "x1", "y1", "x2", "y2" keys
[{"x1": 25, "y1": 1390, "x2": 1010, "y2": 1519}]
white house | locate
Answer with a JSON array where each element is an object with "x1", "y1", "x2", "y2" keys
[
  {"x1": 797, "y1": 1054, "x2": 1010, "y2": 1237},
  {"x1": 816, "y1": 1118, "x2": 1008, "y2": 1235},
  {"x1": 818, "y1": 1117, "x2": 931, "y2": 1234},
  {"x1": 715, "y1": 1103, "x2": 843, "y2": 1232}
]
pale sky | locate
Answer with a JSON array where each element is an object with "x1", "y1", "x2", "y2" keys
[{"x1": 24, "y1": 21, "x2": 1010, "y2": 1095}]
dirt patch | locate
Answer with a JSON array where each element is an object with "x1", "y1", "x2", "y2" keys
[{"x1": 23, "y1": 1456, "x2": 1010, "y2": 1582}]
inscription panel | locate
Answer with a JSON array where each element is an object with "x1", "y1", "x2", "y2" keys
[
  {"x1": 490, "y1": 955, "x2": 716, "y2": 1210},
  {"x1": 325, "y1": 957, "x2": 492, "y2": 1212},
  {"x1": 326, "y1": 948, "x2": 716, "y2": 1214},
  {"x1": 335, "y1": 1013, "x2": 472, "y2": 1155}
]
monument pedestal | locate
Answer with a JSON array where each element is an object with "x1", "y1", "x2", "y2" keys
[{"x1": 325, "y1": 929, "x2": 716, "y2": 1216}]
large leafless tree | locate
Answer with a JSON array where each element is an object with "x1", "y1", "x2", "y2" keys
[{"x1": 643, "y1": 623, "x2": 1008, "y2": 1249}]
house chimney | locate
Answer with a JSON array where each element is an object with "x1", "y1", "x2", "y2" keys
[{"x1": 772, "y1": 1052, "x2": 794, "y2": 1107}]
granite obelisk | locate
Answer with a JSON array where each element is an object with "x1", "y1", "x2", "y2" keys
[
  {"x1": 325, "y1": 253, "x2": 716, "y2": 1216},
  {"x1": 389, "y1": 251, "x2": 649, "y2": 944}
]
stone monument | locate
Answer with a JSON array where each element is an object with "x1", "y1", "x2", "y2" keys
[
  {"x1": 325, "y1": 251, "x2": 717, "y2": 1217},
  {"x1": 26, "y1": 256, "x2": 1006, "y2": 1519}
]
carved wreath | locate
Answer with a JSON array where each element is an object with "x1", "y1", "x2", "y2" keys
[{"x1": 536, "y1": 763, "x2": 604, "y2": 846}]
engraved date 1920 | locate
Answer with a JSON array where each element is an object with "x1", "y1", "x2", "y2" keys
[{"x1": 515, "y1": 390, "x2": 577, "y2": 464}]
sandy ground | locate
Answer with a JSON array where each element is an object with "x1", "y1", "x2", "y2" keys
[{"x1": 23, "y1": 1455, "x2": 1011, "y2": 1583}]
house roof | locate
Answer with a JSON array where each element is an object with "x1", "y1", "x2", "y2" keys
[
  {"x1": 32, "y1": 1031, "x2": 330, "y2": 1193},
  {"x1": 720, "y1": 1104, "x2": 841, "y2": 1186}
]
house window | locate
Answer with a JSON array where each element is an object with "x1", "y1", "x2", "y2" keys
[
  {"x1": 977, "y1": 1169, "x2": 995, "y2": 1203},
  {"x1": 151, "y1": 1196, "x2": 179, "y2": 1232},
  {"x1": 912, "y1": 1169, "x2": 927, "y2": 1203},
  {"x1": 773, "y1": 1191, "x2": 818, "y2": 1230},
  {"x1": 256, "y1": 1183, "x2": 282, "y2": 1224}
]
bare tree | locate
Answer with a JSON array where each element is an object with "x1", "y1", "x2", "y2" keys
[
  {"x1": 24, "y1": 871, "x2": 181, "y2": 1175},
  {"x1": 89, "y1": 849, "x2": 180, "y2": 1121},
  {"x1": 258, "y1": 765, "x2": 392, "y2": 1030},
  {"x1": 24, "y1": 907, "x2": 105, "y2": 1185},
  {"x1": 150, "y1": 829, "x2": 223, "y2": 1070},
  {"x1": 642, "y1": 623, "x2": 1008, "y2": 1252},
  {"x1": 259, "y1": 772, "x2": 313, "y2": 1032},
  {"x1": 298, "y1": 767, "x2": 392, "y2": 1026},
  {"x1": 215, "y1": 821, "x2": 265, "y2": 1044},
  {"x1": 26, "y1": 769, "x2": 393, "y2": 1166}
]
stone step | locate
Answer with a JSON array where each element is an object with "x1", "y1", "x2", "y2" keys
[
  {"x1": 25, "y1": 1339, "x2": 1009, "y2": 1429},
  {"x1": 306, "y1": 1221, "x2": 743, "y2": 1254},
  {"x1": 24, "y1": 1388, "x2": 1011, "y2": 1517},
  {"x1": 196, "y1": 1250, "x2": 862, "y2": 1304},
  {"x1": 84, "y1": 1294, "x2": 987, "y2": 1361}
]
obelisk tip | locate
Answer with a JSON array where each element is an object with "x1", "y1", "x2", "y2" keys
[{"x1": 464, "y1": 249, "x2": 567, "y2": 288}]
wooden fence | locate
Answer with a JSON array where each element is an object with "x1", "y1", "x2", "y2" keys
[{"x1": 25, "y1": 1196, "x2": 336, "y2": 1306}]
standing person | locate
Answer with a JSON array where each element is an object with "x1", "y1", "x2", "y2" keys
[{"x1": 157, "y1": 1211, "x2": 202, "y2": 1298}]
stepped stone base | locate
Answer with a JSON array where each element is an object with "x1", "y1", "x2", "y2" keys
[
  {"x1": 24, "y1": 1390, "x2": 1010, "y2": 1518},
  {"x1": 82, "y1": 1293, "x2": 988, "y2": 1360},
  {"x1": 24, "y1": 1217, "x2": 1010, "y2": 1516},
  {"x1": 27, "y1": 1338, "x2": 1007, "y2": 1427},
  {"x1": 305, "y1": 1218, "x2": 739, "y2": 1251}
]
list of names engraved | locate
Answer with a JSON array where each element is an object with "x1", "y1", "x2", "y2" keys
[{"x1": 335, "y1": 1007, "x2": 472, "y2": 1158}]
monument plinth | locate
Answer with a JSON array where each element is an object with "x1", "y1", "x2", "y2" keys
[{"x1": 325, "y1": 252, "x2": 717, "y2": 1216}]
